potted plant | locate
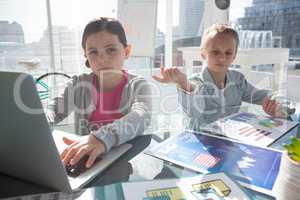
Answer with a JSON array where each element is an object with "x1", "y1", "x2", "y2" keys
[{"x1": 274, "y1": 137, "x2": 300, "y2": 200}]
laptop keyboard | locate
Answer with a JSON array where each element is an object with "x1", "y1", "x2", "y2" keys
[{"x1": 66, "y1": 155, "x2": 102, "y2": 177}]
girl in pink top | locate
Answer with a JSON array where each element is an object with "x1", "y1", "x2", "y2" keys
[
  {"x1": 89, "y1": 70, "x2": 128, "y2": 130},
  {"x1": 58, "y1": 18, "x2": 151, "y2": 168}
]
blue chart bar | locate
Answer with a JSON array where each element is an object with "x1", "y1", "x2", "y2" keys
[
  {"x1": 233, "y1": 117, "x2": 248, "y2": 122},
  {"x1": 230, "y1": 112, "x2": 256, "y2": 122}
]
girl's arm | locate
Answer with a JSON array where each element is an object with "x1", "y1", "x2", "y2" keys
[
  {"x1": 153, "y1": 66, "x2": 194, "y2": 92},
  {"x1": 91, "y1": 78, "x2": 152, "y2": 152},
  {"x1": 46, "y1": 77, "x2": 76, "y2": 125},
  {"x1": 240, "y1": 74, "x2": 288, "y2": 117},
  {"x1": 57, "y1": 76, "x2": 151, "y2": 168},
  {"x1": 177, "y1": 74, "x2": 220, "y2": 119},
  {"x1": 153, "y1": 67, "x2": 208, "y2": 118},
  {"x1": 240, "y1": 74, "x2": 271, "y2": 105}
]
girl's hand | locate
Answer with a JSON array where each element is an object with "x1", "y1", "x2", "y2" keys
[
  {"x1": 153, "y1": 66, "x2": 186, "y2": 84},
  {"x1": 263, "y1": 96, "x2": 285, "y2": 118},
  {"x1": 153, "y1": 66, "x2": 193, "y2": 92},
  {"x1": 61, "y1": 135, "x2": 106, "y2": 168}
]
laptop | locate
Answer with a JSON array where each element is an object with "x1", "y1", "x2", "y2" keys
[{"x1": 0, "y1": 71, "x2": 132, "y2": 192}]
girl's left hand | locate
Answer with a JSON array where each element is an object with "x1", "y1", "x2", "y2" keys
[
  {"x1": 263, "y1": 96, "x2": 284, "y2": 118},
  {"x1": 61, "y1": 135, "x2": 106, "y2": 168}
]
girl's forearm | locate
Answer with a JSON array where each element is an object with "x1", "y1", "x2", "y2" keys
[{"x1": 177, "y1": 80, "x2": 194, "y2": 92}]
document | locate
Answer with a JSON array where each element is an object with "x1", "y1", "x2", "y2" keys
[
  {"x1": 122, "y1": 172, "x2": 251, "y2": 200},
  {"x1": 202, "y1": 112, "x2": 299, "y2": 146},
  {"x1": 145, "y1": 131, "x2": 282, "y2": 196}
]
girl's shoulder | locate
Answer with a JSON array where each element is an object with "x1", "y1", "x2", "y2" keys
[
  {"x1": 126, "y1": 71, "x2": 148, "y2": 84},
  {"x1": 71, "y1": 71, "x2": 150, "y2": 88},
  {"x1": 123, "y1": 72, "x2": 151, "y2": 94},
  {"x1": 70, "y1": 73, "x2": 93, "y2": 83},
  {"x1": 227, "y1": 69, "x2": 246, "y2": 81},
  {"x1": 75, "y1": 72, "x2": 93, "y2": 79},
  {"x1": 62, "y1": 73, "x2": 93, "y2": 90}
]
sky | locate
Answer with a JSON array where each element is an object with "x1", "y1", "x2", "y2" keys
[{"x1": 0, "y1": 0, "x2": 252, "y2": 43}]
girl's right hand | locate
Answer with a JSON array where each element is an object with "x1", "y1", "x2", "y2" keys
[
  {"x1": 153, "y1": 66, "x2": 187, "y2": 85},
  {"x1": 61, "y1": 135, "x2": 106, "y2": 168},
  {"x1": 152, "y1": 66, "x2": 193, "y2": 92}
]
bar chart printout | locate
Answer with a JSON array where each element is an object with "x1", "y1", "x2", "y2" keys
[{"x1": 203, "y1": 112, "x2": 298, "y2": 146}]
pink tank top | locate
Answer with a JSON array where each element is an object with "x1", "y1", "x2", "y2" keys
[{"x1": 88, "y1": 70, "x2": 128, "y2": 131}]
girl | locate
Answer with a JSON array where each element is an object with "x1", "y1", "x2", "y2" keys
[
  {"x1": 47, "y1": 17, "x2": 152, "y2": 168},
  {"x1": 153, "y1": 23, "x2": 286, "y2": 130}
]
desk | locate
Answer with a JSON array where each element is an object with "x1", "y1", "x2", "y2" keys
[{"x1": 0, "y1": 113, "x2": 299, "y2": 200}]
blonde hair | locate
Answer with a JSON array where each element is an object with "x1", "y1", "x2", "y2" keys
[{"x1": 200, "y1": 23, "x2": 239, "y2": 53}]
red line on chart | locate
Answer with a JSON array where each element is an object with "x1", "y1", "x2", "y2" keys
[
  {"x1": 244, "y1": 128, "x2": 260, "y2": 137},
  {"x1": 239, "y1": 126, "x2": 253, "y2": 135},
  {"x1": 239, "y1": 126, "x2": 252, "y2": 132}
]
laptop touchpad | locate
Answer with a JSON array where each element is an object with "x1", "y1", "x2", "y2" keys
[{"x1": 66, "y1": 155, "x2": 102, "y2": 177}]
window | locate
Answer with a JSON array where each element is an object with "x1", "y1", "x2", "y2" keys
[
  {"x1": 229, "y1": 0, "x2": 300, "y2": 108},
  {"x1": 0, "y1": 0, "x2": 48, "y2": 74},
  {"x1": 295, "y1": 35, "x2": 300, "y2": 48},
  {"x1": 1, "y1": 0, "x2": 299, "y2": 130}
]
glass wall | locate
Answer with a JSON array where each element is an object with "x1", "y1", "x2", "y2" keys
[
  {"x1": 153, "y1": 0, "x2": 300, "y2": 119},
  {"x1": 230, "y1": 0, "x2": 300, "y2": 109},
  {"x1": 1, "y1": 0, "x2": 299, "y2": 131},
  {"x1": 0, "y1": 0, "x2": 48, "y2": 74}
]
